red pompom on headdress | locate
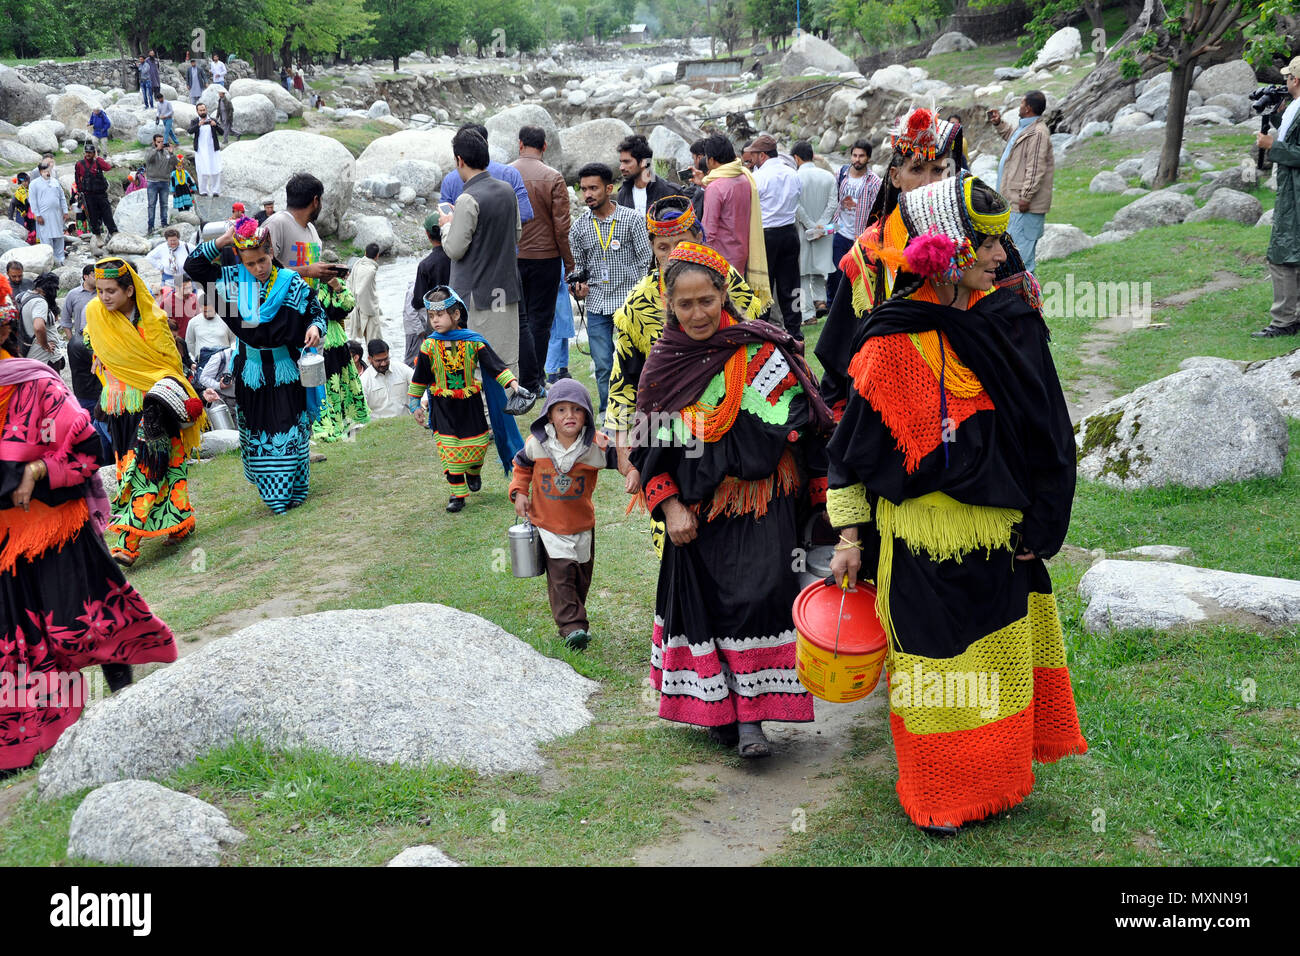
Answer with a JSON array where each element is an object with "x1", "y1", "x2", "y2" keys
[
  {"x1": 231, "y1": 215, "x2": 267, "y2": 249},
  {"x1": 906, "y1": 108, "x2": 935, "y2": 142},
  {"x1": 184, "y1": 397, "x2": 204, "y2": 421},
  {"x1": 903, "y1": 229, "x2": 957, "y2": 278}
]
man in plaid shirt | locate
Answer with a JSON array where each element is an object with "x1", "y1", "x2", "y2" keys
[
  {"x1": 569, "y1": 161, "x2": 652, "y2": 418},
  {"x1": 825, "y1": 139, "x2": 881, "y2": 309}
]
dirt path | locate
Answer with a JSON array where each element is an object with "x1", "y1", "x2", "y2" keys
[
  {"x1": 1065, "y1": 270, "x2": 1251, "y2": 424},
  {"x1": 635, "y1": 692, "x2": 885, "y2": 866}
]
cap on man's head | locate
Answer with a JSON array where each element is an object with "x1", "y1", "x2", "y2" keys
[
  {"x1": 747, "y1": 133, "x2": 778, "y2": 154},
  {"x1": 262, "y1": 197, "x2": 275, "y2": 207},
  {"x1": 84, "y1": 143, "x2": 96, "y2": 153},
  {"x1": 1283, "y1": 56, "x2": 1300, "y2": 80}
]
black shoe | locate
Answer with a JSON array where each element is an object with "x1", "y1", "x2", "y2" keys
[
  {"x1": 101, "y1": 663, "x2": 134, "y2": 694},
  {"x1": 466, "y1": 474, "x2": 482, "y2": 492},
  {"x1": 918, "y1": 822, "x2": 962, "y2": 837},
  {"x1": 546, "y1": 372, "x2": 558, "y2": 385},
  {"x1": 446, "y1": 496, "x2": 465, "y2": 513},
  {"x1": 557, "y1": 367, "x2": 571, "y2": 380},
  {"x1": 1250, "y1": 325, "x2": 1299, "y2": 338}
]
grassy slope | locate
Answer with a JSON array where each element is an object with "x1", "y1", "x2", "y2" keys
[{"x1": 3, "y1": 44, "x2": 1299, "y2": 867}]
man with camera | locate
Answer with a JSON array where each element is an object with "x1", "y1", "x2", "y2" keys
[{"x1": 1252, "y1": 57, "x2": 1300, "y2": 338}]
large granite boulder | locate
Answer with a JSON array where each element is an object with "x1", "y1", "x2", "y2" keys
[
  {"x1": 1036, "y1": 223, "x2": 1096, "y2": 262},
  {"x1": 558, "y1": 118, "x2": 635, "y2": 182},
  {"x1": 780, "y1": 33, "x2": 855, "y2": 77},
  {"x1": 68, "y1": 780, "x2": 245, "y2": 867},
  {"x1": 226, "y1": 77, "x2": 303, "y2": 117},
  {"x1": 1243, "y1": 348, "x2": 1300, "y2": 419},
  {"x1": 1032, "y1": 27, "x2": 1082, "y2": 69},
  {"x1": 1183, "y1": 188, "x2": 1263, "y2": 226},
  {"x1": 929, "y1": 32, "x2": 977, "y2": 57},
  {"x1": 1075, "y1": 366, "x2": 1288, "y2": 489},
  {"x1": 218, "y1": 130, "x2": 355, "y2": 235},
  {"x1": 1079, "y1": 559, "x2": 1300, "y2": 633},
  {"x1": 484, "y1": 104, "x2": 564, "y2": 172},
  {"x1": 1089, "y1": 170, "x2": 1128, "y2": 194},
  {"x1": 352, "y1": 215, "x2": 396, "y2": 255},
  {"x1": 389, "y1": 159, "x2": 443, "y2": 200},
  {"x1": 1196, "y1": 162, "x2": 1259, "y2": 202},
  {"x1": 0, "y1": 66, "x2": 51, "y2": 125},
  {"x1": 387, "y1": 846, "x2": 462, "y2": 867},
  {"x1": 1192, "y1": 60, "x2": 1258, "y2": 99},
  {"x1": 1, "y1": 244, "x2": 55, "y2": 274},
  {"x1": 17, "y1": 121, "x2": 61, "y2": 155},
  {"x1": 37, "y1": 604, "x2": 598, "y2": 798},
  {"x1": 230, "y1": 93, "x2": 276, "y2": 136},
  {"x1": 355, "y1": 129, "x2": 457, "y2": 184},
  {"x1": 1108, "y1": 190, "x2": 1196, "y2": 233},
  {"x1": 52, "y1": 91, "x2": 103, "y2": 131},
  {"x1": 0, "y1": 139, "x2": 41, "y2": 166}
]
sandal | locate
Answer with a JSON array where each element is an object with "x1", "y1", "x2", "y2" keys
[
  {"x1": 707, "y1": 723, "x2": 740, "y2": 748},
  {"x1": 736, "y1": 722, "x2": 771, "y2": 759},
  {"x1": 918, "y1": 822, "x2": 961, "y2": 838}
]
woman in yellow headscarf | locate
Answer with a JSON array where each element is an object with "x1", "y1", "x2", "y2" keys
[{"x1": 85, "y1": 257, "x2": 206, "y2": 567}]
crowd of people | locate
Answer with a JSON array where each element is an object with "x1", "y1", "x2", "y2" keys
[{"x1": 0, "y1": 94, "x2": 1114, "y2": 839}]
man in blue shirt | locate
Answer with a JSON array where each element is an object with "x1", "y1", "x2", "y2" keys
[{"x1": 439, "y1": 123, "x2": 534, "y2": 224}]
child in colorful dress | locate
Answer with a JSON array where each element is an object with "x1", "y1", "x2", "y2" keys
[
  {"x1": 171, "y1": 154, "x2": 195, "y2": 212},
  {"x1": 407, "y1": 285, "x2": 532, "y2": 512},
  {"x1": 508, "y1": 378, "x2": 617, "y2": 651}
]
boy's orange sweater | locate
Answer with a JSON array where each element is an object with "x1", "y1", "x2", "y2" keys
[{"x1": 508, "y1": 432, "x2": 617, "y2": 535}]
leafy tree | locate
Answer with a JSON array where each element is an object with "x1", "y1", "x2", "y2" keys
[
  {"x1": 744, "y1": 0, "x2": 796, "y2": 46},
  {"x1": 556, "y1": 4, "x2": 584, "y2": 40},
  {"x1": 365, "y1": 0, "x2": 440, "y2": 70}
]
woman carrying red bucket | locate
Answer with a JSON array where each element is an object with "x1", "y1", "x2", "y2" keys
[{"x1": 825, "y1": 173, "x2": 1086, "y2": 837}]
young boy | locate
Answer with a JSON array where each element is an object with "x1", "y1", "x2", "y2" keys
[
  {"x1": 508, "y1": 378, "x2": 617, "y2": 651},
  {"x1": 409, "y1": 285, "x2": 532, "y2": 512}
]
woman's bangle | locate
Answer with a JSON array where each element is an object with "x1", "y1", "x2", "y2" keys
[
  {"x1": 833, "y1": 540, "x2": 862, "y2": 552},
  {"x1": 28, "y1": 460, "x2": 46, "y2": 481}
]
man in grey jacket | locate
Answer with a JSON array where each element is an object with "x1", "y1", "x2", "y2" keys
[
  {"x1": 438, "y1": 128, "x2": 524, "y2": 374},
  {"x1": 141, "y1": 133, "x2": 173, "y2": 233}
]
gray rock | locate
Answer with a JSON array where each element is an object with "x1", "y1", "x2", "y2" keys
[
  {"x1": 104, "y1": 106, "x2": 141, "y2": 139},
  {"x1": 1257, "y1": 208, "x2": 1274, "y2": 228},
  {"x1": 0, "y1": 66, "x2": 51, "y2": 124},
  {"x1": 230, "y1": 93, "x2": 276, "y2": 136},
  {"x1": 1, "y1": 244, "x2": 55, "y2": 273},
  {"x1": 389, "y1": 159, "x2": 442, "y2": 200},
  {"x1": 1184, "y1": 188, "x2": 1263, "y2": 225},
  {"x1": 993, "y1": 67, "x2": 1028, "y2": 81},
  {"x1": 97, "y1": 464, "x2": 117, "y2": 503},
  {"x1": 199, "y1": 429, "x2": 240, "y2": 457},
  {"x1": 1079, "y1": 559, "x2": 1300, "y2": 633},
  {"x1": 1032, "y1": 26, "x2": 1081, "y2": 69},
  {"x1": 781, "y1": 33, "x2": 855, "y2": 77},
  {"x1": 112, "y1": 189, "x2": 150, "y2": 237},
  {"x1": 68, "y1": 780, "x2": 245, "y2": 867},
  {"x1": 1203, "y1": 93, "x2": 1251, "y2": 123},
  {"x1": 1075, "y1": 366, "x2": 1288, "y2": 490},
  {"x1": 359, "y1": 175, "x2": 400, "y2": 199},
  {"x1": 1121, "y1": 187, "x2": 1148, "y2": 197},
  {"x1": 107, "y1": 233, "x2": 150, "y2": 255},
  {"x1": 352, "y1": 215, "x2": 396, "y2": 254},
  {"x1": 1137, "y1": 146, "x2": 1189, "y2": 188},
  {"x1": 226, "y1": 77, "x2": 303, "y2": 117},
  {"x1": 1135, "y1": 72, "x2": 1172, "y2": 99},
  {"x1": 557, "y1": 118, "x2": 635, "y2": 182},
  {"x1": 1243, "y1": 348, "x2": 1300, "y2": 419},
  {"x1": 1192, "y1": 59, "x2": 1258, "y2": 99},
  {"x1": 1089, "y1": 170, "x2": 1128, "y2": 194},
  {"x1": 387, "y1": 845, "x2": 462, "y2": 867},
  {"x1": 868, "y1": 64, "x2": 913, "y2": 94},
  {"x1": 1196, "y1": 162, "x2": 1258, "y2": 202},
  {"x1": 1079, "y1": 120, "x2": 1111, "y2": 139},
  {"x1": 648, "y1": 125, "x2": 691, "y2": 172},
  {"x1": 566, "y1": 89, "x2": 589, "y2": 107},
  {"x1": 1113, "y1": 545, "x2": 1194, "y2": 561},
  {"x1": 1112, "y1": 156, "x2": 1144, "y2": 178},
  {"x1": 1111, "y1": 111, "x2": 1151, "y2": 132},
  {"x1": 219, "y1": 131, "x2": 355, "y2": 235},
  {"x1": 356, "y1": 129, "x2": 457, "y2": 185},
  {"x1": 1179, "y1": 355, "x2": 1246, "y2": 374},
  {"x1": 367, "y1": 99, "x2": 391, "y2": 119},
  {"x1": 1108, "y1": 190, "x2": 1196, "y2": 232},
  {"x1": 37, "y1": 604, "x2": 598, "y2": 798},
  {"x1": 929, "y1": 32, "x2": 976, "y2": 57},
  {"x1": 410, "y1": 113, "x2": 432, "y2": 125},
  {"x1": 1185, "y1": 105, "x2": 1234, "y2": 126},
  {"x1": 1036, "y1": 223, "x2": 1096, "y2": 262},
  {"x1": 136, "y1": 121, "x2": 166, "y2": 146},
  {"x1": 484, "y1": 104, "x2": 564, "y2": 171},
  {"x1": 18, "y1": 121, "x2": 59, "y2": 154},
  {"x1": 396, "y1": 185, "x2": 416, "y2": 204},
  {"x1": 0, "y1": 139, "x2": 41, "y2": 166},
  {"x1": 0, "y1": 232, "x2": 25, "y2": 253}
]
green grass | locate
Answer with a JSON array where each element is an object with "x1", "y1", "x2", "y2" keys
[
  {"x1": 318, "y1": 121, "x2": 392, "y2": 157},
  {"x1": 910, "y1": 40, "x2": 1023, "y2": 89}
]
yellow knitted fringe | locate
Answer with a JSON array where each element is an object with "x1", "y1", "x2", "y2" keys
[{"x1": 873, "y1": 491, "x2": 1022, "y2": 655}]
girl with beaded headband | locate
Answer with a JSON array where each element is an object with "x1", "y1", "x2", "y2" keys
[
  {"x1": 183, "y1": 216, "x2": 327, "y2": 515},
  {"x1": 630, "y1": 242, "x2": 832, "y2": 758},
  {"x1": 815, "y1": 107, "x2": 967, "y2": 420},
  {"x1": 84, "y1": 256, "x2": 206, "y2": 566},
  {"x1": 824, "y1": 172, "x2": 1084, "y2": 836}
]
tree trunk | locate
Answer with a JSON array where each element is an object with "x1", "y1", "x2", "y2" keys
[
  {"x1": 280, "y1": 30, "x2": 295, "y2": 71},
  {"x1": 1155, "y1": 56, "x2": 1193, "y2": 187},
  {"x1": 392, "y1": 54, "x2": 399, "y2": 72}
]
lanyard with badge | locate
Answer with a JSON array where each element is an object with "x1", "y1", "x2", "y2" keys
[{"x1": 594, "y1": 214, "x2": 620, "y2": 286}]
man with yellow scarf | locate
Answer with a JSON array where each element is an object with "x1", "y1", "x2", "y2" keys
[
  {"x1": 699, "y1": 133, "x2": 771, "y2": 314},
  {"x1": 85, "y1": 258, "x2": 206, "y2": 567}
]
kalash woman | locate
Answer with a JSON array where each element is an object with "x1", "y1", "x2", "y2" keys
[
  {"x1": 184, "y1": 217, "x2": 325, "y2": 514},
  {"x1": 85, "y1": 257, "x2": 207, "y2": 567},
  {"x1": 310, "y1": 268, "x2": 369, "y2": 444},
  {"x1": 629, "y1": 243, "x2": 832, "y2": 758},
  {"x1": 816, "y1": 109, "x2": 965, "y2": 420},
  {"x1": 826, "y1": 172, "x2": 1085, "y2": 836},
  {"x1": 0, "y1": 339, "x2": 176, "y2": 775}
]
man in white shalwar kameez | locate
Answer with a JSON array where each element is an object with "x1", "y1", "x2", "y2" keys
[
  {"x1": 28, "y1": 159, "x2": 69, "y2": 264},
  {"x1": 188, "y1": 104, "x2": 224, "y2": 197}
]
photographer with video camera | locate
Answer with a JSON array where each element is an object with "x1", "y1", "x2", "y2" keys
[{"x1": 1252, "y1": 57, "x2": 1300, "y2": 338}]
